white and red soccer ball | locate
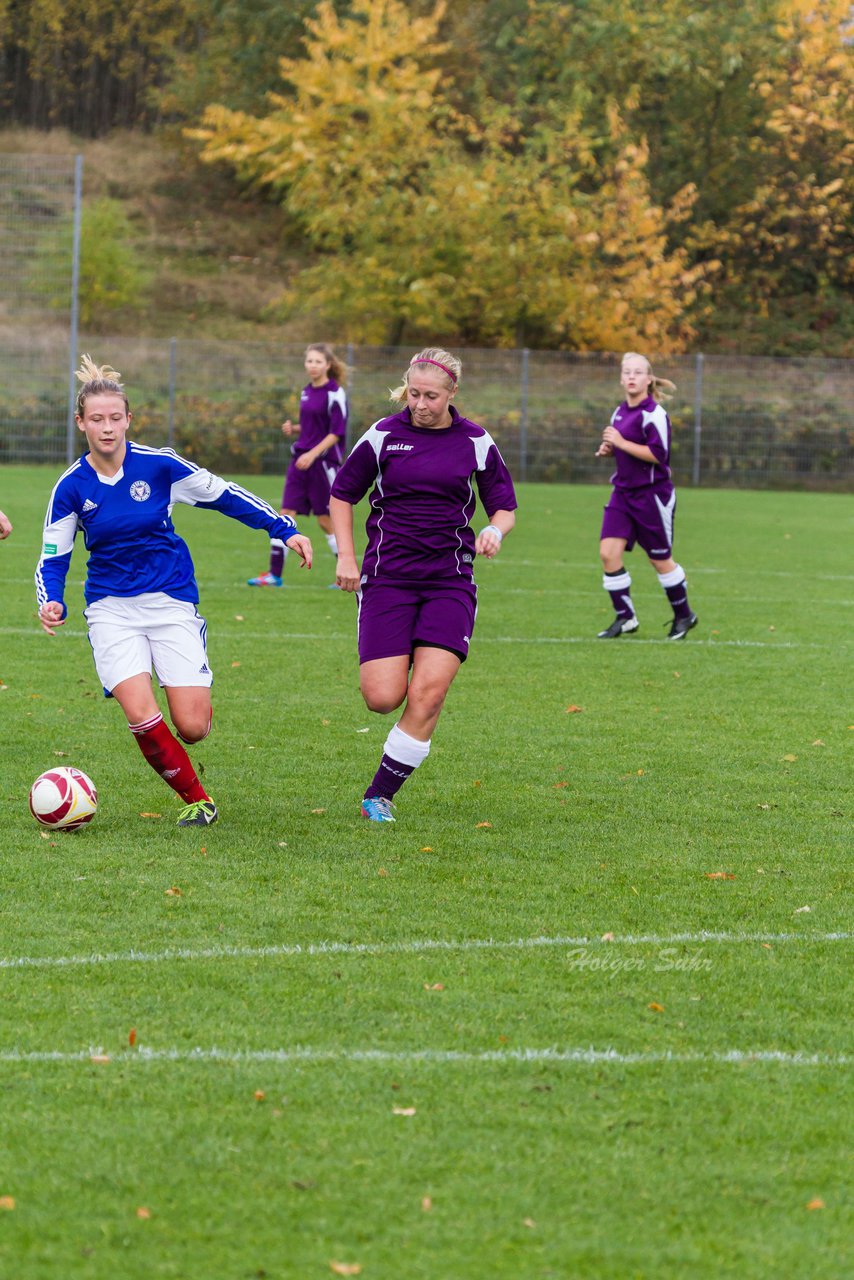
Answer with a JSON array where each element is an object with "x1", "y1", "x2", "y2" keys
[{"x1": 29, "y1": 767, "x2": 98, "y2": 831}]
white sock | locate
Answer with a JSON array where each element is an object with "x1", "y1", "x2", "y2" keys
[
  {"x1": 385, "y1": 723, "x2": 431, "y2": 768},
  {"x1": 326, "y1": 532, "x2": 338, "y2": 556},
  {"x1": 657, "y1": 565, "x2": 686, "y2": 589}
]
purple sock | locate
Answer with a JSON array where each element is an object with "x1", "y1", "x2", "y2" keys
[
  {"x1": 604, "y1": 569, "x2": 635, "y2": 620},
  {"x1": 364, "y1": 754, "x2": 415, "y2": 801},
  {"x1": 659, "y1": 567, "x2": 692, "y2": 619},
  {"x1": 270, "y1": 545, "x2": 285, "y2": 577}
]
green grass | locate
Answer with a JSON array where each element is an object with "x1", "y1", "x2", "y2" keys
[{"x1": 0, "y1": 465, "x2": 852, "y2": 1278}]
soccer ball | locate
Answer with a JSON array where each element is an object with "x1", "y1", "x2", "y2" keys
[{"x1": 29, "y1": 767, "x2": 98, "y2": 831}]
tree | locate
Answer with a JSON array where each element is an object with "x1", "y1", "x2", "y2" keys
[{"x1": 192, "y1": 0, "x2": 701, "y2": 349}]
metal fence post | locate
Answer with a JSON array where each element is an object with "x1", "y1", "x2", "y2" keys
[
  {"x1": 167, "y1": 337, "x2": 177, "y2": 449},
  {"x1": 520, "y1": 347, "x2": 529, "y2": 482},
  {"x1": 65, "y1": 154, "x2": 83, "y2": 464},
  {"x1": 692, "y1": 352, "x2": 704, "y2": 487},
  {"x1": 346, "y1": 341, "x2": 355, "y2": 452}
]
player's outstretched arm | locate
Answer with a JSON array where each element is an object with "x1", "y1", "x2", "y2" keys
[
  {"x1": 38, "y1": 601, "x2": 66, "y2": 636},
  {"x1": 0, "y1": 509, "x2": 12, "y2": 539}
]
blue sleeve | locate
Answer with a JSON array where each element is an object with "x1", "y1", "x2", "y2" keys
[
  {"x1": 35, "y1": 477, "x2": 81, "y2": 615},
  {"x1": 166, "y1": 454, "x2": 301, "y2": 542}
]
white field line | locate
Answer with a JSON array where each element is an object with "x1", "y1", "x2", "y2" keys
[
  {"x1": 0, "y1": 1045, "x2": 847, "y2": 1068},
  {"x1": 2, "y1": 625, "x2": 842, "y2": 650},
  {"x1": 1, "y1": 930, "x2": 850, "y2": 973}
]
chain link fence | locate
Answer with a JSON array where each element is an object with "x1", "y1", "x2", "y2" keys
[
  {"x1": 1, "y1": 335, "x2": 850, "y2": 491},
  {"x1": 0, "y1": 154, "x2": 81, "y2": 465}
]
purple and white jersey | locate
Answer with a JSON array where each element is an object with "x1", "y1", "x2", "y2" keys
[
  {"x1": 608, "y1": 395, "x2": 672, "y2": 489},
  {"x1": 292, "y1": 379, "x2": 347, "y2": 464},
  {"x1": 331, "y1": 407, "x2": 517, "y2": 581}
]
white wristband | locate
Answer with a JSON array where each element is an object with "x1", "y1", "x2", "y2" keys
[{"x1": 481, "y1": 524, "x2": 503, "y2": 542}]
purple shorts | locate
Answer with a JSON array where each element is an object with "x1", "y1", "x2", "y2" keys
[
  {"x1": 282, "y1": 456, "x2": 339, "y2": 517},
  {"x1": 600, "y1": 485, "x2": 676, "y2": 559},
  {"x1": 356, "y1": 579, "x2": 478, "y2": 664}
]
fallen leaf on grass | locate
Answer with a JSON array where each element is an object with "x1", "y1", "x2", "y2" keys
[
  {"x1": 392, "y1": 1107, "x2": 416, "y2": 1116},
  {"x1": 128, "y1": 1028, "x2": 136, "y2": 1046},
  {"x1": 565, "y1": 705, "x2": 583, "y2": 714},
  {"x1": 254, "y1": 1091, "x2": 266, "y2": 1102},
  {"x1": 378, "y1": 867, "x2": 388, "y2": 877},
  {"x1": 90, "y1": 1054, "x2": 111, "y2": 1064},
  {"x1": 165, "y1": 886, "x2": 182, "y2": 897},
  {"x1": 523, "y1": 1217, "x2": 536, "y2": 1229},
  {"x1": 647, "y1": 1002, "x2": 665, "y2": 1013},
  {"x1": 310, "y1": 808, "x2": 326, "y2": 815},
  {"x1": 761, "y1": 943, "x2": 773, "y2": 950},
  {"x1": 811, "y1": 739, "x2": 825, "y2": 747},
  {"x1": 421, "y1": 1196, "x2": 433, "y2": 1212},
  {"x1": 793, "y1": 905, "x2": 811, "y2": 914},
  {"x1": 423, "y1": 983, "x2": 444, "y2": 991},
  {"x1": 705, "y1": 872, "x2": 736, "y2": 880},
  {"x1": 420, "y1": 846, "x2": 433, "y2": 852},
  {"x1": 136, "y1": 1207, "x2": 151, "y2": 1220},
  {"x1": 476, "y1": 821, "x2": 492, "y2": 828},
  {"x1": 53, "y1": 751, "x2": 68, "y2": 757},
  {"x1": 0, "y1": 1197, "x2": 15, "y2": 1211},
  {"x1": 329, "y1": 1263, "x2": 362, "y2": 1276},
  {"x1": 355, "y1": 727, "x2": 369, "y2": 734},
  {"x1": 782, "y1": 754, "x2": 798, "y2": 762},
  {"x1": 805, "y1": 1198, "x2": 825, "y2": 1211},
  {"x1": 230, "y1": 661, "x2": 241, "y2": 668},
  {"x1": 601, "y1": 932, "x2": 615, "y2": 942},
  {"x1": 554, "y1": 781, "x2": 569, "y2": 789},
  {"x1": 234, "y1": 614, "x2": 245, "y2": 621},
  {"x1": 139, "y1": 812, "x2": 162, "y2": 819}
]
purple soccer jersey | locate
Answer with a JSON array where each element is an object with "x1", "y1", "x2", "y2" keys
[
  {"x1": 607, "y1": 395, "x2": 672, "y2": 490},
  {"x1": 330, "y1": 407, "x2": 517, "y2": 582},
  {"x1": 291, "y1": 380, "x2": 347, "y2": 464}
]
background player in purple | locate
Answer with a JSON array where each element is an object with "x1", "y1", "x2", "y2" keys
[
  {"x1": 37, "y1": 356, "x2": 313, "y2": 826},
  {"x1": 330, "y1": 347, "x2": 517, "y2": 823},
  {"x1": 595, "y1": 352, "x2": 698, "y2": 640},
  {"x1": 248, "y1": 342, "x2": 348, "y2": 588}
]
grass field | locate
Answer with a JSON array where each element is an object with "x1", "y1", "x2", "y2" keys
[{"x1": 0, "y1": 464, "x2": 851, "y2": 1279}]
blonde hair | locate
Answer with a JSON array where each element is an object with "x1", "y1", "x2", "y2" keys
[
  {"x1": 306, "y1": 343, "x2": 349, "y2": 386},
  {"x1": 390, "y1": 347, "x2": 462, "y2": 403},
  {"x1": 75, "y1": 354, "x2": 129, "y2": 416},
  {"x1": 621, "y1": 352, "x2": 676, "y2": 403}
]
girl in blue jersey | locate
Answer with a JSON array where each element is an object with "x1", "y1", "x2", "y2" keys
[
  {"x1": 36, "y1": 356, "x2": 313, "y2": 826},
  {"x1": 248, "y1": 343, "x2": 348, "y2": 588},
  {"x1": 596, "y1": 352, "x2": 698, "y2": 640}
]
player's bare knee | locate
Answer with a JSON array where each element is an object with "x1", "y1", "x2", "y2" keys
[
  {"x1": 362, "y1": 688, "x2": 406, "y2": 715},
  {"x1": 174, "y1": 713, "x2": 211, "y2": 744}
]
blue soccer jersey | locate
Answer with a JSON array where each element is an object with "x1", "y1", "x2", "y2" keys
[{"x1": 36, "y1": 441, "x2": 301, "y2": 615}]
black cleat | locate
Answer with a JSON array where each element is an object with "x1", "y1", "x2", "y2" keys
[
  {"x1": 177, "y1": 800, "x2": 218, "y2": 826},
  {"x1": 597, "y1": 615, "x2": 639, "y2": 639},
  {"x1": 667, "y1": 612, "x2": 698, "y2": 640}
]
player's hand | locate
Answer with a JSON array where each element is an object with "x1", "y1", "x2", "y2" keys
[
  {"x1": 475, "y1": 527, "x2": 503, "y2": 559},
  {"x1": 601, "y1": 425, "x2": 622, "y2": 449},
  {"x1": 39, "y1": 601, "x2": 66, "y2": 636},
  {"x1": 285, "y1": 534, "x2": 313, "y2": 570},
  {"x1": 335, "y1": 555, "x2": 361, "y2": 593},
  {"x1": 0, "y1": 510, "x2": 11, "y2": 539},
  {"x1": 295, "y1": 452, "x2": 314, "y2": 471},
  {"x1": 595, "y1": 442, "x2": 614, "y2": 457},
  {"x1": 281, "y1": 420, "x2": 295, "y2": 437}
]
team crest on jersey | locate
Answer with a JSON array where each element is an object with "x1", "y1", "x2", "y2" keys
[{"x1": 129, "y1": 480, "x2": 151, "y2": 502}]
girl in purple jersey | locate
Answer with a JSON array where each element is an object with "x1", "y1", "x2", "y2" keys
[
  {"x1": 330, "y1": 348, "x2": 517, "y2": 823},
  {"x1": 595, "y1": 352, "x2": 698, "y2": 640},
  {"x1": 248, "y1": 343, "x2": 348, "y2": 588}
]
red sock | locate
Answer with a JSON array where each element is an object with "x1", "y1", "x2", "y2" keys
[{"x1": 129, "y1": 713, "x2": 209, "y2": 804}]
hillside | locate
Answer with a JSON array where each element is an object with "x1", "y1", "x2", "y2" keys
[{"x1": 1, "y1": 127, "x2": 317, "y2": 344}]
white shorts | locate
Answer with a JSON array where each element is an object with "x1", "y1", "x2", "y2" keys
[{"x1": 84, "y1": 593, "x2": 213, "y2": 696}]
